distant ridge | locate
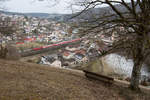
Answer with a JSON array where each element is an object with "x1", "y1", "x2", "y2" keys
[
  {"x1": 0, "y1": 3, "x2": 140, "y2": 22},
  {"x1": 0, "y1": 10, "x2": 56, "y2": 18},
  {"x1": 0, "y1": 10, "x2": 72, "y2": 22}
]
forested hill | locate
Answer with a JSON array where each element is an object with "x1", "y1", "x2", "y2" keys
[{"x1": 0, "y1": 3, "x2": 140, "y2": 22}]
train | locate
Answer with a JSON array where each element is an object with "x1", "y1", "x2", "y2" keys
[{"x1": 32, "y1": 38, "x2": 81, "y2": 51}]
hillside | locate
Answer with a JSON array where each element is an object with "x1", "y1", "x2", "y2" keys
[
  {"x1": 0, "y1": 10, "x2": 70, "y2": 20},
  {"x1": 0, "y1": 59, "x2": 149, "y2": 100},
  {"x1": 0, "y1": 3, "x2": 140, "y2": 22}
]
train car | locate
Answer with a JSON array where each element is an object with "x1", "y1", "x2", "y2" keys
[
  {"x1": 16, "y1": 42, "x2": 24, "y2": 45},
  {"x1": 32, "y1": 47, "x2": 43, "y2": 51}
]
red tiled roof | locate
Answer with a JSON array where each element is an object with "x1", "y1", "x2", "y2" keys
[
  {"x1": 75, "y1": 50, "x2": 86, "y2": 55},
  {"x1": 63, "y1": 51, "x2": 70, "y2": 57}
]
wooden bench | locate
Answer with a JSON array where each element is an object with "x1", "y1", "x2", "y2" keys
[{"x1": 83, "y1": 70, "x2": 114, "y2": 84}]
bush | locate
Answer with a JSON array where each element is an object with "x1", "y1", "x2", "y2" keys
[
  {"x1": 0, "y1": 44, "x2": 8, "y2": 59},
  {"x1": 5, "y1": 44, "x2": 21, "y2": 60}
]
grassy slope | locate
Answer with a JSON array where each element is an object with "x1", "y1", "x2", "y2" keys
[{"x1": 0, "y1": 59, "x2": 149, "y2": 100}]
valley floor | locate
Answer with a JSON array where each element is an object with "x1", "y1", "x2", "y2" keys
[{"x1": 0, "y1": 59, "x2": 149, "y2": 100}]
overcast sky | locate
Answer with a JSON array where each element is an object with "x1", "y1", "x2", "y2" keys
[
  {"x1": 3, "y1": 0, "x2": 130, "y2": 14},
  {"x1": 4, "y1": 0, "x2": 72, "y2": 14}
]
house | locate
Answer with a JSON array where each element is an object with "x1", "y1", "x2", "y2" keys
[
  {"x1": 81, "y1": 57, "x2": 89, "y2": 63},
  {"x1": 65, "y1": 46, "x2": 79, "y2": 52},
  {"x1": 51, "y1": 60, "x2": 62, "y2": 68},
  {"x1": 74, "y1": 53, "x2": 85, "y2": 64},
  {"x1": 39, "y1": 56, "x2": 51, "y2": 65},
  {"x1": 39, "y1": 55, "x2": 61, "y2": 68},
  {"x1": 63, "y1": 51, "x2": 70, "y2": 57},
  {"x1": 75, "y1": 53, "x2": 84, "y2": 60},
  {"x1": 63, "y1": 51, "x2": 74, "y2": 59},
  {"x1": 74, "y1": 50, "x2": 86, "y2": 55},
  {"x1": 87, "y1": 48, "x2": 100, "y2": 60}
]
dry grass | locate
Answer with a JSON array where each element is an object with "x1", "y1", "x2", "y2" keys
[{"x1": 0, "y1": 59, "x2": 149, "y2": 100}]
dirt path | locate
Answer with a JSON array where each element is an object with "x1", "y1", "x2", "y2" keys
[{"x1": 0, "y1": 59, "x2": 149, "y2": 100}]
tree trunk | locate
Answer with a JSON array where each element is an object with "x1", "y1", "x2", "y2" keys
[{"x1": 130, "y1": 50, "x2": 143, "y2": 91}]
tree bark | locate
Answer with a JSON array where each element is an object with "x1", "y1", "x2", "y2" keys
[{"x1": 130, "y1": 49, "x2": 143, "y2": 91}]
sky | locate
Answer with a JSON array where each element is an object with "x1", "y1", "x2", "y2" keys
[
  {"x1": 3, "y1": 0, "x2": 73, "y2": 14},
  {"x1": 3, "y1": 0, "x2": 131, "y2": 14}
]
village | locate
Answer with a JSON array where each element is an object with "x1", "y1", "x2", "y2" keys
[
  {"x1": 1, "y1": 0, "x2": 150, "y2": 99},
  {"x1": 1, "y1": 12, "x2": 150, "y2": 84},
  {"x1": 0, "y1": 12, "x2": 106, "y2": 68}
]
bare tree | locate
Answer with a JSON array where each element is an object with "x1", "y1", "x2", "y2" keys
[
  {"x1": 69, "y1": 0, "x2": 150, "y2": 91},
  {"x1": 0, "y1": 17, "x2": 17, "y2": 35},
  {"x1": 33, "y1": 0, "x2": 150, "y2": 91},
  {"x1": 0, "y1": 0, "x2": 18, "y2": 58}
]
